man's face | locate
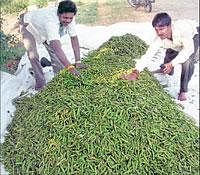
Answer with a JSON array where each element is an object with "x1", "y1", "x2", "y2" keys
[
  {"x1": 58, "y1": 12, "x2": 75, "y2": 26},
  {"x1": 154, "y1": 25, "x2": 172, "y2": 40}
]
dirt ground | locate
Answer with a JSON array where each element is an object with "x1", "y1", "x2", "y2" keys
[
  {"x1": 2, "y1": 0, "x2": 198, "y2": 73},
  {"x1": 95, "y1": 0, "x2": 199, "y2": 25},
  {"x1": 2, "y1": 0, "x2": 199, "y2": 36},
  {"x1": 127, "y1": 0, "x2": 199, "y2": 22}
]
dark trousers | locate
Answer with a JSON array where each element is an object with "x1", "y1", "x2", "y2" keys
[
  {"x1": 164, "y1": 31, "x2": 199, "y2": 92},
  {"x1": 19, "y1": 14, "x2": 65, "y2": 89},
  {"x1": 19, "y1": 13, "x2": 46, "y2": 90}
]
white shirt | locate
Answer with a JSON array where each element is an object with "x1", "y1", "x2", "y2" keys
[
  {"x1": 137, "y1": 19, "x2": 198, "y2": 70},
  {"x1": 24, "y1": 7, "x2": 77, "y2": 44}
]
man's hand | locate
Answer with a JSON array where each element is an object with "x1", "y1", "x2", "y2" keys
[
  {"x1": 67, "y1": 66, "x2": 81, "y2": 77},
  {"x1": 75, "y1": 63, "x2": 89, "y2": 69},
  {"x1": 162, "y1": 62, "x2": 173, "y2": 74},
  {"x1": 120, "y1": 69, "x2": 139, "y2": 81}
]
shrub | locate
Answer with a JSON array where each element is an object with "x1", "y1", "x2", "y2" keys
[
  {"x1": 0, "y1": 29, "x2": 25, "y2": 72},
  {"x1": 1, "y1": 0, "x2": 28, "y2": 14},
  {"x1": 1, "y1": 0, "x2": 55, "y2": 14}
]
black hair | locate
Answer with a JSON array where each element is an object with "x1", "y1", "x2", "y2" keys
[
  {"x1": 152, "y1": 12, "x2": 172, "y2": 27},
  {"x1": 57, "y1": 0, "x2": 77, "y2": 15}
]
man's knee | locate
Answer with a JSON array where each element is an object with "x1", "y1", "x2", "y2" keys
[
  {"x1": 188, "y1": 50, "x2": 199, "y2": 64},
  {"x1": 164, "y1": 49, "x2": 179, "y2": 63},
  {"x1": 182, "y1": 59, "x2": 191, "y2": 67},
  {"x1": 18, "y1": 13, "x2": 29, "y2": 33},
  {"x1": 197, "y1": 26, "x2": 199, "y2": 35},
  {"x1": 18, "y1": 13, "x2": 25, "y2": 24},
  {"x1": 28, "y1": 51, "x2": 39, "y2": 60}
]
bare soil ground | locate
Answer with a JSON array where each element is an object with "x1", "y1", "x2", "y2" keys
[{"x1": 2, "y1": 0, "x2": 199, "y2": 35}]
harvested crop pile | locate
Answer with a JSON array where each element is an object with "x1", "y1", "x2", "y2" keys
[{"x1": 1, "y1": 34, "x2": 199, "y2": 174}]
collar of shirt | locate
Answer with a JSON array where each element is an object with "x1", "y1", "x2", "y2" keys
[
  {"x1": 59, "y1": 23, "x2": 66, "y2": 37},
  {"x1": 160, "y1": 23, "x2": 183, "y2": 51}
]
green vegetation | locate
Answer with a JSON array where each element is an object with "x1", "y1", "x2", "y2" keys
[
  {"x1": 0, "y1": 0, "x2": 54, "y2": 14},
  {"x1": 100, "y1": 0, "x2": 129, "y2": 22},
  {"x1": 0, "y1": 18, "x2": 25, "y2": 72},
  {"x1": 0, "y1": 0, "x2": 128, "y2": 25},
  {"x1": 0, "y1": 31, "x2": 24, "y2": 68},
  {"x1": 1, "y1": 34, "x2": 199, "y2": 174},
  {"x1": 75, "y1": 1, "x2": 98, "y2": 24},
  {"x1": 0, "y1": 0, "x2": 98, "y2": 25},
  {"x1": 1, "y1": 0, "x2": 28, "y2": 14}
]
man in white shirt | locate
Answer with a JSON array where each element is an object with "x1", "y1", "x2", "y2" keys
[
  {"x1": 121, "y1": 13, "x2": 199, "y2": 101},
  {"x1": 19, "y1": 0, "x2": 87, "y2": 90}
]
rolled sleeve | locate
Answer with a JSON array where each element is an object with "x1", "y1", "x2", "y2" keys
[
  {"x1": 171, "y1": 37, "x2": 194, "y2": 66},
  {"x1": 136, "y1": 38, "x2": 161, "y2": 71},
  {"x1": 67, "y1": 19, "x2": 77, "y2": 37},
  {"x1": 45, "y1": 22, "x2": 60, "y2": 41}
]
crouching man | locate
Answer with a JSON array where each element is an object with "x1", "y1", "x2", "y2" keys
[
  {"x1": 121, "y1": 12, "x2": 199, "y2": 101},
  {"x1": 19, "y1": 0, "x2": 88, "y2": 90}
]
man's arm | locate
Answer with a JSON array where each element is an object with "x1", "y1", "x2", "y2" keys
[
  {"x1": 135, "y1": 38, "x2": 162, "y2": 72},
  {"x1": 50, "y1": 40, "x2": 71, "y2": 66},
  {"x1": 70, "y1": 36, "x2": 81, "y2": 62},
  {"x1": 71, "y1": 36, "x2": 88, "y2": 69},
  {"x1": 163, "y1": 36, "x2": 194, "y2": 74},
  {"x1": 120, "y1": 39, "x2": 161, "y2": 80},
  {"x1": 171, "y1": 37, "x2": 194, "y2": 66},
  {"x1": 49, "y1": 40, "x2": 80, "y2": 76}
]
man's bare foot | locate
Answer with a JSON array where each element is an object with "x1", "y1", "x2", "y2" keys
[
  {"x1": 178, "y1": 92, "x2": 187, "y2": 101},
  {"x1": 120, "y1": 69, "x2": 139, "y2": 81}
]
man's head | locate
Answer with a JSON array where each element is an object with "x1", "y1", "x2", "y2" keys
[
  {"x1": 152, "y1": 13, "x2": 172, "y2": 40},
  {"x1": 57, "y1": 0, "x2": 77, "y2": 26}
]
